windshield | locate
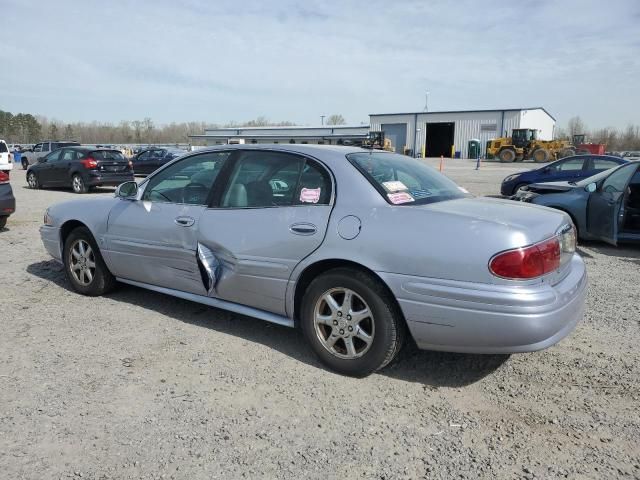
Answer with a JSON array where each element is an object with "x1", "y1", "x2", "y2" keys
[{"x1": 347, "y1": 152, "x2": 469, "y2": 205}]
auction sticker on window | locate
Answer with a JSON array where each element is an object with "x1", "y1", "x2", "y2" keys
[
  {"x1": 382, "y1": 180, "x2": 408, "y2": 192},
  {"x1": 300, "y1": 187, "x2": 321, "y2": 203},
  {"x1": 387, "y1": 192, "x2": 414, "y2": 204}
]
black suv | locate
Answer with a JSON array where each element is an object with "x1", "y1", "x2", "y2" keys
[{"x1": 26, "y1": 147, "x2": 134, "y2": 193}]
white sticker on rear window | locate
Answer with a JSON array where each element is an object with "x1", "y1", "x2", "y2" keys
[
  {"x1": 387, "y1": 192, "x2": 414, "y2": 204},
  {"x1": 382, "y1": 180, "x2": 408, "y2": 192},
  {"x1": 300, "y1": 187, "x2": 321, "y2": 203}
]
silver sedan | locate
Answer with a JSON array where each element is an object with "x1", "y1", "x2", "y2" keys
[{"x1": 40, "y1": 145, "x2": 587, "y2": 376}]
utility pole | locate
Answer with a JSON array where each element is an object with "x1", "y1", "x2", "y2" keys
[
  {"x1": 320, "y1": 115, "x2": 325, "y2": 126},
  {"x1": 424, "y1": 91, "x2": 430, "y2": 112}
]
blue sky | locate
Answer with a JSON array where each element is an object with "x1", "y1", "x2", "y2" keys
[{"x1": 1, "y1": 0, "x2": 638, "y2": 128}]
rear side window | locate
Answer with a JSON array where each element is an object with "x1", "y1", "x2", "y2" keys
[
  {"x1": 0, "y1": 142, "x2": 7, "y2": 153},
  {"x1": 592, "y1": 159, "x2": 619, "y2": 170},
  {"x1": 91, "y1": 150, "x2": 125, "y2": 161}
]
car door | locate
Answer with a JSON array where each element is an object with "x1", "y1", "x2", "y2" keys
[
  {"x1": 586, "y1": 163, "x2": 640, "y2": 245},
  {"x1": 197, "y1": 149, "x2": 334, "y2": 316},
  {"x1": 132, "y1": 150, "x2": 150, "y2": 174},
  {"x1": 546, "y1": 157, "x2": 587, "y2": 182},
  {"x1": 53, "y1": 149, "x2": 77, "y2": 185},
  {"x1": 148, "y1": 149, "x2": 165, "y2": 173},
  {"x1": 104, "y1": 151, "x2": 232, "y2": 294},
  {"x1": 36, "y1": 149, "x2": 63, "y2": 186}
]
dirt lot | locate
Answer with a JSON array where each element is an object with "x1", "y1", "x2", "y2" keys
[{"x1": 1, "y1": 159, "x2": 639, "y2": 480}]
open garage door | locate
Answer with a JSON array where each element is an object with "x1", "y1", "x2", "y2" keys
[
  {"x1": 426, "y1": 122, "x2": 455, "y2": 158},
  {"x1": 381, "y1": 123, "x2": 407, "y2": 154}
]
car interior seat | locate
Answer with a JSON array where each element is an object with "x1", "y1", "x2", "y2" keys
[
  {"x1": 245, "y1": 180, "x2": 273, "y2": 206},
  {"x1": 224, "y1": 183, "x2": 248, "y2": 207}
]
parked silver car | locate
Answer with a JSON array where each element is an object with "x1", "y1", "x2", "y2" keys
[{"x1": 40, "y1": 145, "x2": 587, "y2": 376}]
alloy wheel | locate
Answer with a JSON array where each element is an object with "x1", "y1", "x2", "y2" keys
[
  {"x1": 69, "y1": 239, "x2": 96, "y2": 286},
  {"x1": 72, "y1": 175, "x2": 84, "y2": 193},
  {"x1": 27, "y1": 173, "x2": 37, "y2": 189},
  {"x1": 313, "y1": 288, "x2": 375, "y2": 359}
]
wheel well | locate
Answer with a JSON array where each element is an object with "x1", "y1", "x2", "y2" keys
[
  {"x1": 293, "y1": 259, "x2": 406, "y2": 328},
  {"x1": 59, "y1": 220, "x2": 89, "y2": 249}
]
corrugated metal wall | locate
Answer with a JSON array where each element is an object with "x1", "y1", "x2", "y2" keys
[{"x1": 370, "y1": 109, "x2": 553, "y2": 159}]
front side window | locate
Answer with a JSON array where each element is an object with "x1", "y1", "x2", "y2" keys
[
  {"x1": 601, "y1": 163, "x2": 638, "y2": 194},
  {"x1": 552, "y1": 158, "x2": 584, "y2": 171},
  {"x1": 347, "y1": 152, "x2": 467, "y2": 205},
  {"x1": 34, "y1": 143, "x2": 42, "y2": 152},
  {"x1": 142, "y1": 151, "x2": 230, "y2": 205}
]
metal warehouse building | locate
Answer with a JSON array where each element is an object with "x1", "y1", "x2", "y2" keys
[
  {"x1": 369, "y1": 107, "x2": 556, "y2": 158},
  {"x1": 190, "y1": 125, "x2": 370, "y2": 146}
]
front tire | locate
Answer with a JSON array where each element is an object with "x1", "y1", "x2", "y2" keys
[
  {"x1": 63, "y1": 227, "x2": 116, "y2": 296},
  {"x1": 72, "y1": 174, "x2": 88, "y2": 194},
  {"x1": 21, "y1": 159, "x2": 28, "y2": 170},
  {"x1": 499, "y1": 149, "x2": 516, "y2": 163},
  {"x1": 301, "y1": 268, "x2": 405, "y2": 377},
  {"x1": 27, "y1": 171, "x2": 39, "y2": 189}
]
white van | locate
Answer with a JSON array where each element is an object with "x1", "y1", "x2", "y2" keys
[{"x1": 0, "y1": 140, "x2": 13, "y2": 172}]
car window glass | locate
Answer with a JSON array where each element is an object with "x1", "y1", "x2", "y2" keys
[
  {"x1": 0, "y1": 142, "x2": 7, "y2": 153},
  {"x1": 592, "y1": 159, "x2": 619, "y2": 170},
  {"x1": 138, "y1": 151, "x2": 151, "y2": 161},
  {"x1": 92, "y1": 150, "x2": 125, "y2": 161},
  {"x1": 62, "y1": 150, "x2": 76, "y2": 161},
  {"x1": 221, "y1": 151, "x2": 304, "y2": 208},
  {"x1": 142, "y1": 151, "x2": 230, "y2": 205},
  {"x1": 47, "y1": 150, "x2": 63, "y2": 162},
  {"x1": 601, "y1": 164, "x2": 638, "y2": 193},
  {"x1": 34, "y1": 144, "x2": 42, "y2": 152},
  {"x1": 42, "y1": 143, "x2": 50, "y2": 152},
  {"x1": 294, "y1": 159, "x2": 332, "y2": 205},
  {"x1": 553, "y1": 158, "x2": 584, "y2": 171}
]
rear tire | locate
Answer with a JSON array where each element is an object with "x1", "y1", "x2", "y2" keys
[
  {"x1": 300, "y1": 268, "x2": 406, "y2": 377},
  {"x1": 559, "y1": 148, "x2": 575, "y2": 159},
  {"x1": 27, "y1": 171, "x2": 39, "y2": 189},
  {"x1": 0, "y1": 217, "x2": 7, "y2": 229},
  {"x1": 21, "y1": 159, "x2": 28, "y2": 170},
  {"x1": 63, "y1": 226, "x2": 116, "y2": 296},
  {"x1": 499, "y1": 149, "x2": 516, "y2": 163},
  {"x1": 532, "y1": 148, "x2": 551, "y2": 163},
  {"x1": 72, "y1": 174, "x2": 88, "y2": 194}
]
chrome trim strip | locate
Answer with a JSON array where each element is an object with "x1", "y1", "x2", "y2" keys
[{"x1": 116, "y1": 278, "x2": 294, "y2": 328}]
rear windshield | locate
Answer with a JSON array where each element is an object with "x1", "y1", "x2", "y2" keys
[
  {"x1": 0, "y1": 142, "x2": 7, "y2": 153},
  {"x1": 52, "y1": 142, "x2": 80, "y2": 149},
  {"x1": 347, "y1": 152, "x2": 469, "y2": 205},
  {"x1": 91, "y1": 150, "x2": 125, "y2": 161}
]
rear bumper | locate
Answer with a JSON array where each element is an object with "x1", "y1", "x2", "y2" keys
[
  {"x1": 85, "y1": 173, "x2": 134, "y2": 187},
  {"x1": 378, "y1": 254, "x2": 588, "y2": 354},
  {"x1": 0, "y1": 184, "x2": 16, "y2": 216},
  {"x1": 40, "y1": 225, "x2": 62, "y2": 263}
]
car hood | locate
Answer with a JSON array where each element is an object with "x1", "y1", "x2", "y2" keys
[{"x1": 523, "y1": 181, "x2": 576, "y2": 193}]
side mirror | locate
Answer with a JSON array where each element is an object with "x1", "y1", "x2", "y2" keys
[
  {"x1": 115, "y1": 181, "x2": 138, "y2": 199},
  {"x1": 585, "y1": 182, "x2": 597, "y2": 193}
]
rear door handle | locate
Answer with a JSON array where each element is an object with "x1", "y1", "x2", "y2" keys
[
  {"x1": 290, "y1": 223, "x2": 317, "y2": 235},
  {"x1": 175, "y1": 216, "x2": 195, "y2": 227}
]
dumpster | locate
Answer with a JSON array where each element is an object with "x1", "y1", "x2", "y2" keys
[{"x1": 468, "y1": 139, "x2": 481, "y2": 159}]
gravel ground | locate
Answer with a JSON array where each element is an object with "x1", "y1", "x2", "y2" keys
[{"x1": 1, "y1": 159, "x2": 639, "y2": 480}]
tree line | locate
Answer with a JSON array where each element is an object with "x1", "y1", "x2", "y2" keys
[
  {"x1": 555, "y1": 116, "x2": 640, "y2": 152},
  {"x1": 0, "y1": 109, "x2": 349, "y2": 145}
]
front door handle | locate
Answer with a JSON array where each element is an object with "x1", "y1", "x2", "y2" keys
[
  {"x1": 175, "y1": 216, "x2": 195, "y2": 227},
  {"x1": 290, "y1": 223, "x2": 317, "y2": 235}
]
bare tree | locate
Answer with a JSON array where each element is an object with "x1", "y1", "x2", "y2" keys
[
  {"x1": 326, "y1": 114, "x2": 346, "y2": 125},
  {"x1": 567, "y1": 116, "x2": 586, "y2": 138}
]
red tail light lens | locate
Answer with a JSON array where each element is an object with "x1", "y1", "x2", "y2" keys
[
  {"x1": 0, "y1": 171, "x2": 9, "y2": 184},
  {"x1": 489, "y1": 237, "x2": 561, "y2": 279},
  {"x1": 81, "y1": 158, "x2": 98, "y2": 169}
]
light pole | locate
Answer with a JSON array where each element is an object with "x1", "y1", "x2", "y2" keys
[
  {"x1": 320, "y1": 115, "x2": 325, "y2": 126},
  {"x1": 424, "y1": 91, "x2": 430, "y2": 112}
]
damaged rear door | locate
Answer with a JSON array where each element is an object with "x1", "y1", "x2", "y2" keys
[
  {"x1": 197, "y1": 149, "x2": 334, "y2": 316},
  {"x1": 105, "y1": 151, "x2": 232, "y2": 294}
]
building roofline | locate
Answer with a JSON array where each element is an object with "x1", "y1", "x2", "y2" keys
[
  {"x1": 369, "y1": 107, "x2": 556, "y2": 122},
  {"x1": 204, "y1": 125, "x2": 368, "y2": 132},
  {"x1": 188, "y1": 133, "x2": 369, "y2": 139}
]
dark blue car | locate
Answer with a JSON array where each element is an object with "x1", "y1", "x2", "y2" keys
[{"x1": 500, "y1": 155, "x2": 627, "y2": 196}]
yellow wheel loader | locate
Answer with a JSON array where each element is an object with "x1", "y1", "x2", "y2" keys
[{"x1": 486, "y1": 129, "x2": 570, "y2": 163}]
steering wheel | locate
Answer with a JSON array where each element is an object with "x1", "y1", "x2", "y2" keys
[{"x1": 182, "y1": 182, "x2": 209, "y2": 204}]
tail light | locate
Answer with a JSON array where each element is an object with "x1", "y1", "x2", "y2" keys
[
  {"x1": 81, "y1": 158, "x2": 98, "y2": 169},
  {"x1": 490, "y1": 236, "x2": 561, "y2": 279},
  {"x1": 0, "y1": 171, "x2": 9, "y2": 184}
]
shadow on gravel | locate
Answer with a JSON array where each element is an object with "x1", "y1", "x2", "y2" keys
[
  {"x1": 27, "y1": 259, "x2": 507, "y2": 387},
  {"x1": 578, "y1": 241, "x2": 640, "y2": 260}
]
